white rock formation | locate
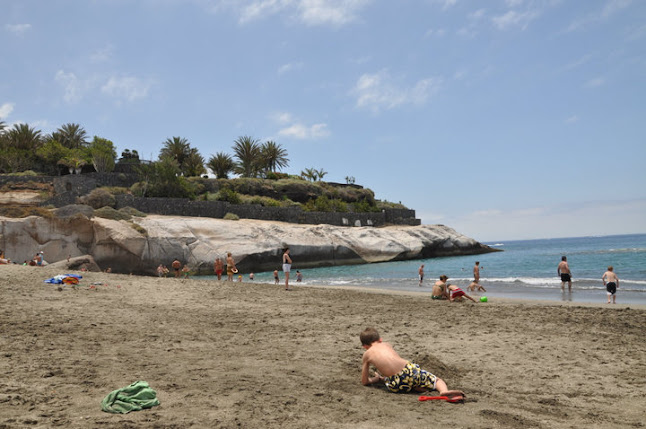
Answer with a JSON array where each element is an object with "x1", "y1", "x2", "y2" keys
[{"x1": 0, "y1": 214, "x2": 497, "y2": 275}]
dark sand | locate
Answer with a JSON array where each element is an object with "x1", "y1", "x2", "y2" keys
[{"x1": 1, "y1": 265, "x2": 645, "y2": 428}]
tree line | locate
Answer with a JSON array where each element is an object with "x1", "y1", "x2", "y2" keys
[{"x1": 0, "y1": 121, "x2": 332, "y2": 183}]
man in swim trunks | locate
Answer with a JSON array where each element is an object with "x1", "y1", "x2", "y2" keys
[
  {"x1": 447, "y1": 284, "x2": 477, "y2": 302},
  {"x1": 172, "y1": 259, "x2": 181, "y2": 278},
  {"x1": 558, "y1": 256, "x2": 572, "y2": 291},
  {"x1": 214, "y1": 257, "x2": 223, "y2": 281},
  {"x1": 602, "y1": 265, "x2": 619, "y2": 304},
  {"x1": 473, "y1": 261, "x2": 480, "y2": 283},
  {"x1": 360, "y1": 327, "x2": 464, "y2": 399},
  {"x1": 431, "y1": 275, "x2": 449, "y2": 300}
]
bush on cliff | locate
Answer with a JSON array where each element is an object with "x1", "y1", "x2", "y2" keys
[
  {"x1": 94, "y1": 206, "x2": 132, "y2": 221},
  {"x1": 78, "y1": 188, "x2": 116, "y2": 209},
  {"x1": 0, "y1": 205, "x2": 53, "y2": 219}
]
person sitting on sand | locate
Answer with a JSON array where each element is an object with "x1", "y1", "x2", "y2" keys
[
  {"x1": 34, "y1": 252, "x2": 44, "y2": 267},
  {"x1": 468, "y1": 281, "x2": 486, "y2": 292},
  {"x1": 447, "y1": 284, "x2": 477, "y2": 302},
  {"x1": 360, "y1": 327, "x2": 465, "y2": 400},
  {"x1": 431, "y1": 275, "x2": 449, "y2": 300}
]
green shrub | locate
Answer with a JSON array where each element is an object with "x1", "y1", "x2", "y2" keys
[
  {"x1": 223, "y1": 212, "x2": 239, "y2": 220},
  {"x1": 101, "y1": 186, "x2": 130, "y2": 195},
  {"x1": 79, "y1": 188, "x2": 116, "y2": 209},
  {"x1": 119, "y1": 206, "x2": 146, "y2": 217},
  {"x1": 94, "y1": 206, "x2": 131, "y2": 221},
  {"x1": 239, "y1": 194, "x2": 283, "y2": 207},
  {"x1": 215, "y1": 187, "x2": 241, "y2": 204},
  {"x1": 129, "y1": 222, "x2": 148, "y2": 236},
  {"x1": 0, "y1": 205, "x2": 53, "y2": 218},
  {"x1": 303, "y1": 196, "x2": 348, "y2": 212}
]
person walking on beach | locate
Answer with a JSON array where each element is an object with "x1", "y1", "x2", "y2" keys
[
  {"x1": 418, "y1": 264, "x2": 425, "y2": 287},
  {"x1": 226, "y1": 252, "x2": 237, "y2": 281},
  {"x1": 473, "y1": 262, "x2": 480, "y2": 283},
  {"x1": 172, "y1": 259, "x2": 181, "y2": 278},
  {"x1": 214, "y1": 257, "x2": 224, "y2": 281},
  {"x1": 557, "y1": 256, "x2": 572, "y2": 291},
  {"x1": 602, "y1": 266, "x2": 619, "y2": 304},
  {"x1": 360, "y1": 327, "x2": 465, "y2": 400},
  {"x1": 283, "y1": 247, "x2": 292, "y2": 291}
]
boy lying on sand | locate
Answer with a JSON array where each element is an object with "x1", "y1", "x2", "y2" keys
[{"x1": 360, "y1": 327, "x2": 464, "y2": 400}]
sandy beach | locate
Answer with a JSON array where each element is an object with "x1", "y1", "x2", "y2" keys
[{"x1": 1, "y1": 265, "x2": 645, "y2": 428}]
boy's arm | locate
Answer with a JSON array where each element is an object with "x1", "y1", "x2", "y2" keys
[{"x1": 361, "y1": 356, "x2": 384, "y2": 385}]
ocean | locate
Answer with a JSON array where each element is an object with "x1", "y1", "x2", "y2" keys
[{"x1": 230, "y1": 233, "x2": 646, "y2": 305}]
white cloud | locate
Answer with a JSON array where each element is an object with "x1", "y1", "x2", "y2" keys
[
  {"x1": 351, "y1": 70, "x2": 442, "y2": 112},
  {"x1": 566, "y1": 0, "x2": 633, "y2": 32},
  {"x1": 5, "y1": 23, "x2": 32, "y2": 35},
  {"x1": 584, "y1": 77, "x2": 605, "y2": 88},
  {"x1": 55, "y1": 70, "x2": 87, "y2": 103},
  {"x1": 277, "y1": 61, "x2": 304, "y2": 75},
  {"x1": 0, "y1": 102, "x2": 15, "y2": 119},
  {"x1": 236, "y1": 0, "x2": 371, "y2": 25},
  {"x1": 278, "y1": 122, "x2": 330, "y2": 139},
  {"x1": 101, "y1": 76, "x2": 152, "y2": 102},
  {"x1": 271, "y1": 112, "x2": 294, "y2": 124},
  {"x1": 491, "y1": 9, "x2": 539, "y2": 30},
  {"x1": 429, "y1": 0, "x2": 457, "y2": 11},
  {"x1": 424, "y1": 28, "x2": 446, "y2": 38},
  {"x1": 565, "y1": 115, "x2": 579, "y2": 123}
]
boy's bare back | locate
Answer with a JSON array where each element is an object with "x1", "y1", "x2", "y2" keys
[{"x1": 362, "y1": 341, "x2": 408, "y2": 379}]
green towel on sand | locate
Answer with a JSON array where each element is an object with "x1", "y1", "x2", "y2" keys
[{"x1": 101, "y1": 381, "x2": 160, "y2": 414}]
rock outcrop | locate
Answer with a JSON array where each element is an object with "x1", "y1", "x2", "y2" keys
[{"x1": 0, "y1": 214, "x2": 499, "y2": 275}]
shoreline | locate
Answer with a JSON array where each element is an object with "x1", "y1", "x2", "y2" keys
[{"x1": 2, "y1": 265, "x2": 645, "y2": 428}]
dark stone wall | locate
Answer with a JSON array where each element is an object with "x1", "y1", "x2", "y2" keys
[
  {"x1": 111, "y1": 195, "x2": 421, "y2": 227},
  {"x1": 0, "y1": 173, "x2": 421, "y2": 227}
]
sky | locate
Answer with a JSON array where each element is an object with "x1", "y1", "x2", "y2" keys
[{"x1": 1, "y1": 0, "x2": 645, "y2": 242}]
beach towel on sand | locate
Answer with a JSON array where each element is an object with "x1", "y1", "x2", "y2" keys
[{"x1": 101, "y1": 381, "x2": 160, "y2": 414}]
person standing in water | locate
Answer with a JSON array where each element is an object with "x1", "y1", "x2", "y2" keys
[
  {"x1": 602, "y1": 266, "x2": 619, "y2": 304},
  {"x1": 283, "y1": 247, "x2": 292, "y2": 291},
  {"x1": 557, "y1": 256, "x2": 572, "y2": 291}
]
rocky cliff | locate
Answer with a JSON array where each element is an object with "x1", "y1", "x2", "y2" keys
[{"x1": 0, "y1": 214, "x2": 499, "y2": 275}]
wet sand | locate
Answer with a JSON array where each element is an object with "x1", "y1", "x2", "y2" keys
[{"x1": 1, "y1": 265, "x2": 645, "y2": 428}]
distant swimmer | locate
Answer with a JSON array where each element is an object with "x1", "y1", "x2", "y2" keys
[
  {"x1": 418, "y1": 264, "x2": 425, "y2": 287},
  {"x1": 601, "y1": 266, "x2": 619, "y2": 304},
  {"x1": 557, "y1": 256, "x2": 572, "y2": 291}
]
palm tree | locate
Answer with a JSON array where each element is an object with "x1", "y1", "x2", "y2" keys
[
  {"x1": 53, "y1": 123, "x2": 88, "y2": 149},
  {"x1": 159, "y1": 136, "x2": 190, "y2": 167},
  {"x1": 207, "y1": 152, "x2": 235, "y2": 179},
  {"x1": 261, "y1": 140, "x2": 289, "y2": 173},
  {"x1": 301, "y1": 167, "x2": 316, "y2": 182},
  {"x1": 232, "y1": 136, "x2": 262, "y2": 178},
  {"x1": 5, "y1": 123, "x2": 43, "y2": 151},
  {"x1": 315, "y1": 168, "x2": 328, "y2": 181},
  {"x1": 183, "y1": 148, "x2": 206, "y2": 177}
]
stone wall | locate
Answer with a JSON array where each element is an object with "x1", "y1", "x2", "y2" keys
[
  {"x1": 0, "y1": 173, "x2": 421, "y2": 227},
  {"x1": 113, "y1": 195, "x2": 420, "y2": 227}
]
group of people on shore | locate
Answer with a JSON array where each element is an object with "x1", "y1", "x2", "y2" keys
[
  {"x1": 419, "y1": 261, "x2": 486, "y2": 303},
  {"x1": 558, "y1": 256, "x2": 620, "y2": 303}
]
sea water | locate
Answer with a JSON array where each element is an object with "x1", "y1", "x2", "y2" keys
[{"x1": 239, "y1": 234, "x2": 646, "y2": 305}]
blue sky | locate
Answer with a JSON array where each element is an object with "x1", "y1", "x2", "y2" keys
[{"x1": 2, "y1": 0, "x2": 645, "y2": 241}]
